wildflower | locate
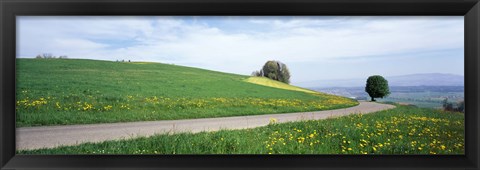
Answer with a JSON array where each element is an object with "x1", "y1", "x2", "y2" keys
[
  {"x1": 297, "y1": 137, "x2": 305, "y2": 143},
  {"x1": 269, "y1": 118, "x2": 277, "y2": 124},
  {"x1": 103, "y1": 105, "x2": 113, "y2": 111}
]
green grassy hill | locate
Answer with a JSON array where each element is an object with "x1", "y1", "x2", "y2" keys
[{"x1": 16, "y1": 59, "x2": 358, "y2": 127}]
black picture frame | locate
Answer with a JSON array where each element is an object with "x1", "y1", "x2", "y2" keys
[{"x1": 1, "y1": 0, "x2": 479, "y2": 169}]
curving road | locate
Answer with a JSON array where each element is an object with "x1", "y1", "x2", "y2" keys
[{"x1": 17, "y1": 101, "x2": 395, "y2": 150}]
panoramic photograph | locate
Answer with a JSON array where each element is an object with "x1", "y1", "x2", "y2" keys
[{"x1": 15, "y1": 16, "x2": 464, "y2": 154}]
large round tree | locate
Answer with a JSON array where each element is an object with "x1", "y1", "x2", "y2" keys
[
  {"x1": 365, "y1": 75, "x2": 390, "y2": 101},
  {"x1": 260, "y1": 60, "x2": 291, "y2": 84}
]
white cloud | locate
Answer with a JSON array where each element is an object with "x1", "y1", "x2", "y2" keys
[
  {"x1": 53, "y1": 39, "x2": 107, "y2": 50},
  {"x1": 17, "y1": 16, "x2": 464, "y2": 82}
]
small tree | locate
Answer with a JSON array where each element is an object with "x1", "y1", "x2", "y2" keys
[
  {"x1": 365, "y1": 75, "x2": 390, "y2": 101},
  {"x1": 42, "y1": 53, "x2": 53, "y2": 59},
  {"x1": 442, "y1": 98, "x2": 465, "y2": 112},
  {"x1": 443, "y1": 99, "x2": 454, "y2": 111},
  {"x1": 251, "y1": 70, "x2": 261, "y2": 76},
  {"x1": 456, "y1": 100, "x2": 465, "y2": 112}
]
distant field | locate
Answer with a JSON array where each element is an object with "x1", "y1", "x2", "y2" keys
[
  {"x1": 377, "y1": 98, "x2": 445, "y2": 109},
  {"x1": 16, "y1": 59, "x2": 358, "y2": 127},
  {"x1": 19, "y1": 105, "x2": 464, "y2": 154},
  {"x1": 378, "y1": 90, "x2": 464, "y2": 108},
  {"x1": 316, "y1": 86, "x2": 464, "y2": 108}
]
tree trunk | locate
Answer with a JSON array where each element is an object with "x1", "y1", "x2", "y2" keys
[{"x1": 371, "y1": 97, "x2": 376, "y2": 102}]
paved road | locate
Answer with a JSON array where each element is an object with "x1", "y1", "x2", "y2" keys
[{"x1": 17, "y1": 101, "x2": 395, "y2": 150}]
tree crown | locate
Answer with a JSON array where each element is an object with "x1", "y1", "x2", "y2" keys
[
  {"x1": 256, "y1": 60, "x2": 291, "y2": 84},
  {"x1": 365, "y1": 75, "x2": 390, "y2": 100}
]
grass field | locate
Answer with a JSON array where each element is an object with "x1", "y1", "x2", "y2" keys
[
  {"x1": 377, "y1": 91, "x2": 464, "y2": 109},
  {"x1": 245, "y1": 77, "x2": 318, "y2": 94},
  {"x1": 16, "y1": 59, "x2": 358, "y2": 127},
  {"x1": 18, "y1": 105, "x2": 464, "y2": 154}
]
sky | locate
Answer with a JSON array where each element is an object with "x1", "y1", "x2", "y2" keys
[{"x1": 17, "y1": 16, "x2": 464, "y2": 84}]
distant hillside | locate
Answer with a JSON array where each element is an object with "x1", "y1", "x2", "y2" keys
[
  {"x1": 295, "y1": 73, "x2": 464, "y2": 88},
  {"x1": 387, "y1": 73, "x2": 464, "y2": 86}
]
